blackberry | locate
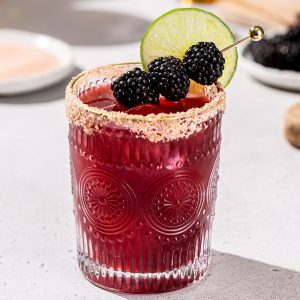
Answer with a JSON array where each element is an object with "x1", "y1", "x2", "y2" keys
[
  {"x1": 277, "y1": 42, "x2": 300, "y2": 71},
  {"x1": 249, "y1": 21, "x2": 300, "y2": 72},
  {"x1": 111, "y1": 68, "x2": 159, "y2": 108},
  {"x1": 249, "y1": 39, "x2": 277, "y2": 67},
  {"x1": 183, "y1": 42, "x2": 225, "y2": 85},
  {"x1": 286, "y1": 24, "x2": 300, "y2": 42},
  {"x1": 271, "y1": 34, "x2": 287, "y2": 44},
  {"x1": 148, "y1": 56, "x2": 190, "y2": 101},
  {"x1": 249, "y1": 37, "x2": 300, "y2": 71}
]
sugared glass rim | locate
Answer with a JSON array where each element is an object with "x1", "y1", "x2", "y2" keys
[{"x1": 66, "y1": 63, "x2": 226, "y2": 122}]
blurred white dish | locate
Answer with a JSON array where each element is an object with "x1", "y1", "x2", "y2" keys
[
  {"x1": 240, "y1": 41, "x2": 300, "y2": 92},
  {"x1": 0, "y1": 29, "x2": 73, "y2": 95}
]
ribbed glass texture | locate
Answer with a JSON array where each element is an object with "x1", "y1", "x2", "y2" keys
[{"x1": 69, "y1": 111, "x2": 222, "y2": 293}]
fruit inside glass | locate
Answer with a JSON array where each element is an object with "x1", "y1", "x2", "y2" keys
[{"x1": 66, "y1": 63, "x2": 225, "y2": 293}]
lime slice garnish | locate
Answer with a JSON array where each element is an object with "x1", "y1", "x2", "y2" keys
[{"x1": 140, "y1": 8, "x2": 238, "y2": 87}]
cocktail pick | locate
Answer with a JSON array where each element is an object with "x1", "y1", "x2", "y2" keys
[{"x1": 221, "y1": 25, "x2": 264, "y2": 53}]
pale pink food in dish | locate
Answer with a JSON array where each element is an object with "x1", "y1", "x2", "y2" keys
[{"x1": 0, "y1": 43, "x2": 59, "y2": 80}]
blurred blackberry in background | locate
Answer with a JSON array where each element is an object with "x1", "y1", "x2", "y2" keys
[
  {"x1": 286, "y1": 23, "x2": 300, "y2": 42},
  {"x1": 249, "y1": 40, "x2": 276, "y2": 67},
  {"x1": 249, "y1": 23, "x2": 300, "y2": 72}
]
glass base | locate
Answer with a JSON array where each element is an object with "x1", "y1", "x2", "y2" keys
[{"x1": 78, "y1": 252, "x2": 210, "y2": 293}]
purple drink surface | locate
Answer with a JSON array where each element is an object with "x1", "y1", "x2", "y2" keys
[{"x1": 69, "y1": 82, "x2": 222, "y2": 293}]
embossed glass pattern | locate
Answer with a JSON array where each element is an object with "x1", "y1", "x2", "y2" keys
[{"x1": 67, "y1": 64, "x2": 223, "y2": 293}]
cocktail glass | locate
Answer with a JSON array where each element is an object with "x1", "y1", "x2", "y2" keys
[{"x1": 66, "y1": 63, "x2": 225, "y2": 293}]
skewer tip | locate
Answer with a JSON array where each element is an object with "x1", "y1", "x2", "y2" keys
[{"x1": 249, "y1": 26, "x2": 264, "y2": 42}]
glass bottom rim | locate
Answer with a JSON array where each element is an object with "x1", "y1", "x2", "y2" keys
[{"x1": 78, "y1": 252, "x2": 211, "y2": 294}]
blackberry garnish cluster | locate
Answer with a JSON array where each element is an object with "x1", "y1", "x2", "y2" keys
[
  {"x1": 148, "y1": 56, "x2": 190, "y2": 100},
  {"x1": 112, "y1": 42, "x2": 226, "y2": 107},
  {"x1": 183, "y1": 42, "x2": 225, "y2": 85},
  {"x1": 111, "y1": 68, "x2": 159, "y2": 108},
  {"x1": 249, "y1": 23, "x2": 300, "y2": 71}
]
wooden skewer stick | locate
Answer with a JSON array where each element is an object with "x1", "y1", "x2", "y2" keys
[{"x1": 221, "y1": 26, "x2": 264, "y2": 53}]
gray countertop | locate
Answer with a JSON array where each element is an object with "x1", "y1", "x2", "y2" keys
[{"x1": 0, "y1": 1, "x2": 300, "y2": 299}]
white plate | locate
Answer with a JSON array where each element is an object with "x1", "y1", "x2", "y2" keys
[
  {"x1": 0, "y1": 29, "x2": 74, "y2": 95},
  {"x1": 240, "y1": 31, "x2": 300, "y2": 92}
]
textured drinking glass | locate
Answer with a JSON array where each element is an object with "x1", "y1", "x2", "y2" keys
[{"x1": 66, "y1": 64, "x2": 225, "y2": 293}]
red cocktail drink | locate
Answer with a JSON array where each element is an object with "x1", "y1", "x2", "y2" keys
[{"x1": 66, "y1": 64, "x2": 225, "y2": 293}]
